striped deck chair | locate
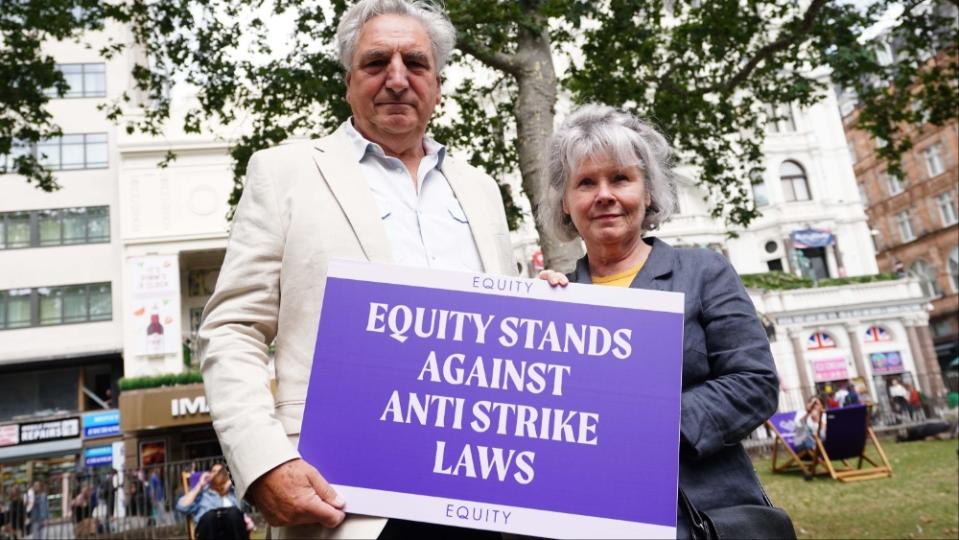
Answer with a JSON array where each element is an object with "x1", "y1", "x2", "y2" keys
[{"x1": 767, "y1": 410, "x2": 816, "y2": 476}]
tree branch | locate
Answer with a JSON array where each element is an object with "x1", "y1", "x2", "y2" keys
[
  {"x1": 457, "y1": 36, "x2": 520, "y2": 76},
  {"x1": 718, "y1": 0, "x2": 829, "y2": 93}
]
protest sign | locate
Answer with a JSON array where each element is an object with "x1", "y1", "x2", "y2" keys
[{"x1": 300, "y1": 260, "x2": 684, "y2": 538}]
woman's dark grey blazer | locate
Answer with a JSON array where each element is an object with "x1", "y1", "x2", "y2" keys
[{"x1": 569, "y1": 237, "x2": 780, "y2": 534}]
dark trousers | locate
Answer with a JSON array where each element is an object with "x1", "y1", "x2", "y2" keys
[
  {"x1": 196, "y1": 507, "x2": 248, "y2": 540},
  {"x1": 377, "y1": 519, "x2": 502, "y2": 540}
]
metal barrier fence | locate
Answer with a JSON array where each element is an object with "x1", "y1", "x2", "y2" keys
[{"x1": 1, "y1": 457, "x2": 264, "y2": 540}]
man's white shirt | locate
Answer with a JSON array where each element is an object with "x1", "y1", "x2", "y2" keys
[{"x1": 344, "y1": 119, "x2": 484, "y2": 272}]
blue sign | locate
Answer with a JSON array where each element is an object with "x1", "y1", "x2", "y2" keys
[
  {"x1": 791, "y1": 228, "x2": 834, "y2": 249},
  {"x1": 82, "y1": 410, "x2": 120, "y2": 440},
  {"x1": 84, "y1": 445, "x2": 113, "y2": 466}
]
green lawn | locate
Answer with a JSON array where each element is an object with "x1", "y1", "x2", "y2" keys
[{"x1": 754, "y1": 438, "x2": 959, "y2": 539}]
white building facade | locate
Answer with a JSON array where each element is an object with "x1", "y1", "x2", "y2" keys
[
  {"x1": 0, "y1": 25, "x2": 129, "y2": 493},
  {"x1": 657, "y1": 89, "x2": 943, "y2": 419}
]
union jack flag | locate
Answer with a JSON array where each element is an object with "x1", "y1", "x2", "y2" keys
[
  {"x1": 807, "y1": 331, "x2": 836, "y2": 350},
  {"x1": 865, "y1": 325, "x2": 891, "y2": 342}
]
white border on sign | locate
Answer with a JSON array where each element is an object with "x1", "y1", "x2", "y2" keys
[
  {"x1": 327, "y1": 259, "x2": 684, "y2": 314},
  {"x1": 337, "y1": 485, "x2": 675, "y2": 539}
]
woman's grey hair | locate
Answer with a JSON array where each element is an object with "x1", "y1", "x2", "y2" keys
[
  {"x1": 539, "y1": 104, "x2": 677, "y2": 241},
  {"x1": 336, "y1": 0, "x2": 456, "y2": 74}
]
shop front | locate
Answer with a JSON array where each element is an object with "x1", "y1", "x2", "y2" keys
[
  {"x1": 0, "y1": 416, "x2": 85, "y2": 519},
  {"x1": 810, "y1": 357, "x2": 865, "y2": 405},
  {"x1": 868, "y1": 351, "x2": 920, "y2": 421},
  {"x1": 118, "y1": 383, "x2": 222, "y2": 470}
]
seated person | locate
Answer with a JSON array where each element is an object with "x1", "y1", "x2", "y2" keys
[
  {"x1": 793, "y1": 396, "x2": 827, "y2": 453},
  {"x1": 176, "y1": 464, "x2": 250, "y2": 540}
]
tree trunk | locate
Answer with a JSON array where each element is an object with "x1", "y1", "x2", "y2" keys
[{"x1": 512, "y1": 19, "x2": 584, "y2": 273}]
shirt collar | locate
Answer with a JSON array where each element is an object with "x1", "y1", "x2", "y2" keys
[{"x1": 342, "y1": 118, "x2": 446, "y2": 167}]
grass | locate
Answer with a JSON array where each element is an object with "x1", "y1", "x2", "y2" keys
[{"x1": 754, "y1": 438, "x2": 959, "y2": 539}]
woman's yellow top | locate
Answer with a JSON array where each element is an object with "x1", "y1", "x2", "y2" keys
[{"x1": 591, "y1": 260, "x2": 646, "y2": 287}]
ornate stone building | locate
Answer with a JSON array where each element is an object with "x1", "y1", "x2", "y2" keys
[{"x1": 657, "y1": 86, "x2": 946, "y2": 418}]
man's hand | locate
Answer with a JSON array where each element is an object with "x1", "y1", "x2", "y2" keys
[{"x1": 247, "y1": 459, "x2": 346, "y2": 528}]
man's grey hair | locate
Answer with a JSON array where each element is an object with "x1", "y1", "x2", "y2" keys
[
  {"x1": 539, "y1": 104, "x2": 677, "y2": 242},
  {"x1": 336, "y1": 0, "x2": 457, "y2": 74}
]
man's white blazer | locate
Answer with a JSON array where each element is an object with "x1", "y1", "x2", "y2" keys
[{"x1": 198, "y1": 126, "x2": 517, "y2": 538}]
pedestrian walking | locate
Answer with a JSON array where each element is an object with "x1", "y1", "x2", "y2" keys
[
  {"x1": 7, "y1": 487, "x2": 25, "y2": 539},
  {"x1": 25, "y1": 482, "x2": 48, "y2": 540}
]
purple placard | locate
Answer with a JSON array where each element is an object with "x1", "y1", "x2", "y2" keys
[{"x1": 300, "y1": 260, "x2": 685, "y2": 538}]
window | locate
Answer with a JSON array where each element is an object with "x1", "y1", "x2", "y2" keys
[
  {"x1": 0, "y1": 206, "x2": 109, "y2": 249},
  {"x1": 896, "y1": 210, "x2": 915, "y2": 242},
  {"x1": 780, "y1": 160, "x2": 811, "y2": 202},
  {"x1": 0, "y1": 140, "x2": 30, "y2": 173},
  {"x1": 864, "y1": 325, "x2": 892, "y2": 342},
  {"x1": 0, "y1": 283, "x2": 112, "y2": 330},
  {"x1": 2, "y1": 212, "x2": 32, "y2": 248},
  {"x1": 0, "y1": 289, "x2": 32, "y2": 329},
  {"x1": 847, "y1": 141, "x2": 858, "y2": 163},
  {"x1": 872, "y1": 228, "x2": 884, "y2": 252},
  {"x1": 910, "y1": 259, "x2": 942, "y2": 298},
  {"x1": 924, "y1": 144, "x2": 945, "y2": 177},
  {"x1": 767, "y1": 104, "x2": 796, "y2": 133},
  {"x1": 931, "y1": 318, "x2": 953, "y2": 338},
  {"x1": 43, "y1": 63, "x2": 106, "y2": 98},
  {"x1": 34, "y1": 134, "x2": 107, "y2": 170},
  {"x1": 750, "y1": 169, "x2": 769, "y2": 207},
  {"x1": 807, "y1": 331, "x2": 837, "y2": 350},
  {"x1": 884, "y1": 171, "x2": 904, "y2": 195},
  {"x1": 936, "y1": 192, "x2": 957, "y2": 226},
  {"x1": 858, "y1": 183, "x2": 870, "y2": 205},
  {"x1": 911, "y1": 100, "x2": 931, "y2": 125},
  {"x1": 949, "y1": 247, "x2": 959, "y2": 293}
]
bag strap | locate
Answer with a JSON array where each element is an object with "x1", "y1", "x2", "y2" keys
[{"x1": 678, "y1": 488, "x2": 711, "y2": 540}]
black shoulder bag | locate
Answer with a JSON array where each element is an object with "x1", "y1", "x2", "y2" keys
[{"x1": 679, "y1": 488, "x2": 796, "y2": 540}]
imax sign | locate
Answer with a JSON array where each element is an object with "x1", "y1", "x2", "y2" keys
[{"x1": 171, "y1": 396, "x2": 210, "y2": 418}]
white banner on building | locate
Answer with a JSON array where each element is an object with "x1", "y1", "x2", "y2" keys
[{"x1": 128, "y1": 255, "x2": 182, "y2": 356}]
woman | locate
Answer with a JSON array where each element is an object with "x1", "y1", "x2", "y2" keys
[
  {"x1": 175, "y1": 464, "x2": 250, "y2": 540},
  {"x1": 538, "y1": 104, "x2": 781, "y2": 537},
  {"x1": 793, "y1": 396, "x2": 826, "y2": 453}
]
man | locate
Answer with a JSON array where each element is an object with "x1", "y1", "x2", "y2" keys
[
  {"x1": 198, "y1": 0, "x2": 516, "y2": 538},
  {"x1": 26, "y1": 482, "x2": 48, "y2": 540},
  {"x1": 888, "y1": 379, "x2": 910, "y2": 407},
  {"x1": 833, "y1": 384, "x2": 848, "y2": 408}
]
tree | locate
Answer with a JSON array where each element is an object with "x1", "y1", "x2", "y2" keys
[{"x1": 2, "y1": 0, "x2": 956, "y2": 271}]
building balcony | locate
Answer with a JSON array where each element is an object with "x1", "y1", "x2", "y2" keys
[{"x1": 746, "y1": 274, "x2": 928, "y2": 323}]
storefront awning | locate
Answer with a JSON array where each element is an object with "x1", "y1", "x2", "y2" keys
[{"x1": 0, "y1": 437, "x2": 82, "y2": 461}]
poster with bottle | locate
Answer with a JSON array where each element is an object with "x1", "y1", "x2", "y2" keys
[{"x1": 128, "y1": 255, "x2": 182, "y2": 357}]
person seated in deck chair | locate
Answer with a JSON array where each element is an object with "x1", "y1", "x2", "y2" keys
[
  {"x1": 793, "y1": 396, "x2": 827, "y2": 453},
  {"x1": 176, "y1": 464, "x2": 251, "y2": 540}
]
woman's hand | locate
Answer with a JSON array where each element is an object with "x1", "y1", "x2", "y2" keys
[{"x1": 537, "y1": 269, "x2": 569, "y2": 287}]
